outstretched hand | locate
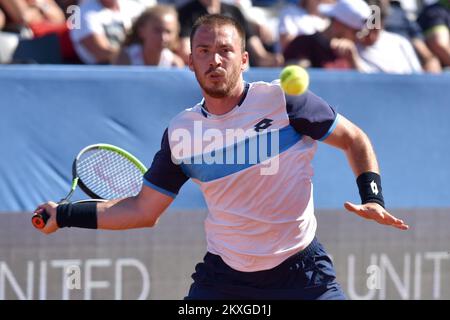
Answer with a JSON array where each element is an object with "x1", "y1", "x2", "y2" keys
[{"x1": 344, "y1": 202, "x2": 409, "y2": 230}]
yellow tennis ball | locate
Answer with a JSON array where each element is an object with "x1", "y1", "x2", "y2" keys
[{"x1": 280, "y1": 65, "x2": 309, "y2": 95}]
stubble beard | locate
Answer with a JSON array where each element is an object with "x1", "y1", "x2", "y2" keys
[{"x1": 195, "y1": 65, "x2": 241, "y2": 99}]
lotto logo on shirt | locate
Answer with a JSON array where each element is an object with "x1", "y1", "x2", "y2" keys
[{"x1": 170, "y1": 121, "x2": 280, "y2": 176}]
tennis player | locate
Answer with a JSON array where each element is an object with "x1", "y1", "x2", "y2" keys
[{"x1": 35, "y1": 14, "x2": 409, "y2": 300}]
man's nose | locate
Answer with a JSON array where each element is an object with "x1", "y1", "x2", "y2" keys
[{"x1": 210, "y1": 52, "x2": 222, "y2": 66}]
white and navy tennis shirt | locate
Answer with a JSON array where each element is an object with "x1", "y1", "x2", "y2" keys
[{"x1": 144, "y1": 80, "x2": 340, "y2": 272}]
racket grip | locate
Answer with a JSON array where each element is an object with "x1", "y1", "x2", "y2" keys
[{"x1": 32, "y1": 210, "x2": 50, "y2": 229}]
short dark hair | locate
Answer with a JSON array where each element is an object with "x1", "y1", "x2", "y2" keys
[{"x1": 190, "y1": 14, "x2": 246, "y2": 52}]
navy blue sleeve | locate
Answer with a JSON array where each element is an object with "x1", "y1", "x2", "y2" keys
[
  {"x1": 143, "y1": 129, "x2": 189, "y2": 198},
  {"x1": 286, "y1": 90, "x2": 338, "y2": 141}
]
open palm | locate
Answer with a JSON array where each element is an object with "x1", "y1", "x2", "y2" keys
[{"x1": 344, "y1": 202, "x2": 409, "y2": 230}]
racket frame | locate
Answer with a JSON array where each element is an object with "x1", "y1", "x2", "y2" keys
[
  {"x1": 31, "y1": 143, "x2": 146, "y2": 229},
  {"x1": 75, "y1": 144, "x2": 147, "y2": 199}
]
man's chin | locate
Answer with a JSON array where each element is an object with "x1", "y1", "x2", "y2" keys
[{"x1": 204, "y1": 85, "x2": 229, "y2": 98}]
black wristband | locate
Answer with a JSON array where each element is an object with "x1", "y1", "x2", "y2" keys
[
  {"x1": 356, "y1": 172, "x2": 385, "y2": 208},
  {"x1": 56, "y1": 202, "x2": 98, "y2": 229}
]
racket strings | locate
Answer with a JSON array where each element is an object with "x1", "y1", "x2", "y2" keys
[{"x1": 76, "y1": 149, "x2": 143, "y2": 199}]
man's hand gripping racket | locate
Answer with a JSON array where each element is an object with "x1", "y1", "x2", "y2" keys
[{"x1": 32, "y1": 144, "x2": 147, "y2": 230}]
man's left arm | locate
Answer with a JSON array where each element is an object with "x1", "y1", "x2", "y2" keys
[
  {"x1": 322, "y1": 114, "x2": 409, "y2": 230},
  {"x1": 286, "y1": 90, "x2": 409, "y2": 230}
]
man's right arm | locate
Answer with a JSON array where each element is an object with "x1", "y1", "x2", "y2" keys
[
  {"x1": 96, "y1": 186, "x2": 174, "y2": 230},
  {"x1": 36, "y1": 129, "x2": 189, "y2": 234},
  {"x1": 97, "y1": 128, "x2": 188, "y2": 230},
  {"x1": 37, "y1": 187, "x2": 174, "y2": 234}
]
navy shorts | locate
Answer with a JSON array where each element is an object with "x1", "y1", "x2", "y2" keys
[{"x1": 185, "y1": 237, "x2": 346, "y2": 300}]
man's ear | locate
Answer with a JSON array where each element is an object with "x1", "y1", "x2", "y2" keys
[
  {"x1": 241, "y1": 51, "x2": 249, "y2": 71},
  {"x1": 188, "y1": 53, "x2": 194, "y2": 71}
]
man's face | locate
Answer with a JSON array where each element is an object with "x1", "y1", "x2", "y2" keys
[{"x1": 189, "y1": 24, "x2": 248, "y2": 98}]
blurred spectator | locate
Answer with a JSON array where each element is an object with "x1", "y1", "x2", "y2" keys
[
  {"x1": 222, "y1": 0, "x2": 278, "y2": 51},
  {"x1": 384, "y1": 1, "x2": 421, "y2": 38},
  {"x1": 380, "y1": 0, "x2": 441, "y2": 72},
  {"x1": 114, "y1": 4, "x2": 184, "y2": 66},
  {"x1": 278, "y1": 0, "x2": 334, "y2": 51},
  {"x1": 0, "y1": 0, "x2": 80, "y2": 63},
  {"x1": 251, "y1": 0, "x2": 278, "y2": 6},
  {"x1": 357, "y1": 0, "x2": 422, "y2": 74},
  {"x1": 57, "y1": 1, "x2": 155, "y2": 15},
  {"x1": 0, "y1": 32, "x2": 20, "y2": 64},
  {"x1": 417, "y1": 0, "x2": 450, "y2": 68},
  {"x1": 0, "y1": 0, "x2": 65, "y2": 33},
  {"x1": 158, "y1": 0, "x2": 192, "y2": 7},
  {"x1": 0, "y1": 7, "x2": 5, "y2": 30},
  {"x1": 130, "y1": 0, "x2": 156, "y2": 8},
  {"x1": 283, "y1": 0, "x2": 370, "y2": 70},
  {"x1": 177, "y1": 0, "x2": 283, "y2": 67},
  {"x1": 394, "y1": 0, "x2": 420, "y2": 18},
  {"x1": 55, "y1": 0, "x2": 78, "y2": 15},
  {"x1": 70, "y1": 0, "x2": 145, "y2": 64}
]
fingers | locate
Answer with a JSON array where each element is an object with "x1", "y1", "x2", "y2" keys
[
  {"x1": 34, "y1": 207, "x2": 44, "y2": 215},
  {"x1": 36, "y1": 201, "x2": 57, "y2": 210},
  {"x1": 370, "y1": 208, "x2": 409, "y2": 230},
  {"x1": 344, "y1": 201, "x2": 409, "y2": 230},
  {"x1": 382, "y1": 211, "x2": 409, "y2": 230},
  {"x1": 33, "y1": 201, "x2": 59, "y2": 234},
  {"x1": 344, "y1": 202, "x2": 369, "y2": 219},
  {"x1": 34, "y1": 201, "x2": 57, "y2": 215},
  {"x1": 344, "y1": 201, "x2": 361, "y2": 213}
]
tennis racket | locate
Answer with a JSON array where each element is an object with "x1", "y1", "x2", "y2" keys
[{"x1": 32, "y1": 143, "x2": 147, "y2": 229}]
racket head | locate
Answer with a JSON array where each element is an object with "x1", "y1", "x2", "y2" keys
[{"x1": 73, "y1": 144, "x2": 147, "y2": 200}]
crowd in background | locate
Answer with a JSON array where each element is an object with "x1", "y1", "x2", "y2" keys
[{"x1": 0, "y1": 0, "x2": 448, "y2": 73}]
